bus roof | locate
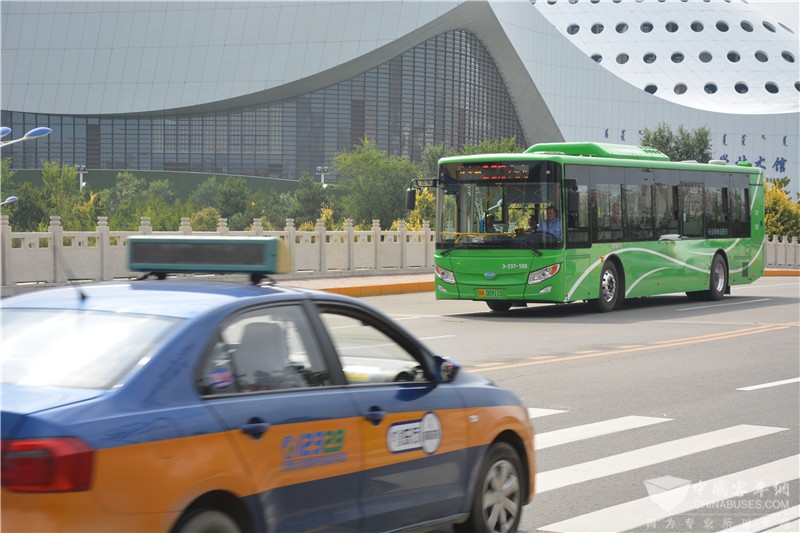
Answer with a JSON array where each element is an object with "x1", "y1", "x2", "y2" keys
[{"x1": 438, "y1": 142, "x2": 760, "y2": 174}]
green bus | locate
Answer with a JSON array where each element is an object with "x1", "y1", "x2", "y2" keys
[{"x1": 407, "y1": 142, "x2": 764, "y2": 312}]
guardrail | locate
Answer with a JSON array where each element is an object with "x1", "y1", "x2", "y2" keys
[
  {"x1": 1, "y1": 216, "x2": 434, "y2": 293},
  {"x1": 2, "y1": 215, "x2": 797, "y2": 295}
]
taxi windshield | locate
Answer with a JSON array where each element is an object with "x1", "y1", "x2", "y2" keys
[{"x1": 1, "y1": 309, "x2": 183, "y2": 390}]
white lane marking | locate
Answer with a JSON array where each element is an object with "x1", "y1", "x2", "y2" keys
[
  {"x1": 528, "y1": 408, "x2": 568, "y2": 419},
  {"x1": 535, "y1": 416, "x2": 670, "y2": 450},
  {"x1": 417, "y1": 335, "x2": 456, "y2": 341},
  {"x1": 718, "y1": 505, "x2": 800, "y2": 532},
  {"x1": 737, "y1": 377, "x2": 800, "y2": 391},
  {"x1": 677, "y1": 298, "x2": 771, "y2": 311},
  {"x1": 535, "y1": 425, "x2": 786, "y2": 494},
  {"x1": 538, "y1": 455, "x2": 799, "y2": 533}
]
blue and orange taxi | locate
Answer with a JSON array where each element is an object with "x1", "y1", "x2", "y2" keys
[{"x1": 1, "y1": 236, "x2": 534, "y2": 533}]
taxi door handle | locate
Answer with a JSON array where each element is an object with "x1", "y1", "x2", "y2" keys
[
  {"x1": 363, "y1": 407, "x2": 386, "y2": 425},
  {"x1": 240, "y1": 419, "x2": 271, "y2": 439}
]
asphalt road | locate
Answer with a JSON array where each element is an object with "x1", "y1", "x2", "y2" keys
[{"x1": 362, "y1": 277, "x2": 800, "y2": 532}]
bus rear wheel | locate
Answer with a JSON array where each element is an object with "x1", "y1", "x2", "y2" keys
[
  {"x1": 688, "y1": 254, "x2": 727, "y2": 301},
  {"x1": 592, "y1": 262, "x2": 621, "y2": 313},
  {"x1": 486, "y1": 301, "x2": 512, "y2": 312}
]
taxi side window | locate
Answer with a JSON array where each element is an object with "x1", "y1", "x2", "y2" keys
[
  {"x1": 319, "y1": 310, "x2": 427, "y2": 385},
  {"x1": 198, "y1": 305, "x2": 330, "y2": 396}
]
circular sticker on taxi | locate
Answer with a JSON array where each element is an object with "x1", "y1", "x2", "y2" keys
[{"x1": 386, "y1": 411, "x2": 442, "y2": 455}]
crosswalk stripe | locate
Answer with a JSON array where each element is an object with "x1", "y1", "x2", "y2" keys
[
  {"x1": 718, "y1": 505, "x2": 800, "y2": 532},
  {"x1": 538, "y1": 455, "x2": 799, "y2": 532},
  {"x1": 737, "y1": 377, "x2": 800, "y2": 391},
  {"x1": 528, "y1": 408, "x2": 568, "y2": 419},
  {"x1": 535, "y1": 425, "x2": 786, "y2": 494},
  {"x1": 535, "y1": 416, "x2": 671, "y2": 450}
]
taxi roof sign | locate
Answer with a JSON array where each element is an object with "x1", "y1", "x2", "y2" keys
[{"x1": 128, "y1": 236, "x2": 290, "y2": 275}]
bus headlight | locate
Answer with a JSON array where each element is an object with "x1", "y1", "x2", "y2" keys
[
  {"x1": 435, "y1": 265, "x2": 456, "y2": 284},
  {"x1": 528, "y1": 264, "x2": 560, "y2": 285}
]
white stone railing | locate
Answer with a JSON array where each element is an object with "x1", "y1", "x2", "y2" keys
[
  {"x1": 765, "y1": 236, "x2": 800, "y2": 269},
  {"x1": 2, "y1": 215, "x2": 797, "y2": 295},
  {"x1": 1, "y1": 216, "x2": 434, "y2": 292}
]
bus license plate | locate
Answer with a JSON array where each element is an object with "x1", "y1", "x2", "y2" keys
[{"x1": 477, "y1": 289, "x2": 504, "y2": 298}]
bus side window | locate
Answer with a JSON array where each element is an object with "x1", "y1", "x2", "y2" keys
[{"x1": 565, "y1": 165, "x2": 591, "y2": 248}]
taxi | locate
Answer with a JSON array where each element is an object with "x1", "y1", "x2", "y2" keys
[{"x1": 1, "y1": 236, "x2": 534, "y2": 533}]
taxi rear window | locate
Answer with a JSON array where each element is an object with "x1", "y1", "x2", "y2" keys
[{"x1": 1, "y1": 309, "x2": 182, "y2": 389}]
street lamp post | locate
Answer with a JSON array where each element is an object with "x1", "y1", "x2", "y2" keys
[
  {"x1": 315, "y1": 165, "x2": 330, "y2": 188},
  {"x1": 0, "y1": 196, "x2": 19, "y2": 207},
  {"x1": 77, "y1": 164, "x2": 87, "y2": 190}
]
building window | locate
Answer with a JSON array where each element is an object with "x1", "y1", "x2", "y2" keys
[
  {"x1": 616, "y1": 53, "x2": 629, "y2": 64},
  {"x1": 616, "y1": 22, "x2": 628, "y2": 33},
  {"x1": 567, "y1": 24, "x2": 580, "y2": 35},
  {"x1": 643, "y1": 52, "x2": 657, "y2": 64},
  {"x1": 704, "y1": 83, "x2": 718, "y2": 94},
  {"x1": 740, "y1": 20, "x2": 754, "y2": 32},
  {"x1": 716, "y1": 21, "x2": 729, "y2": 32},
  {"x1": 674, "y1": 83, "x2": 687, "y2": 95},
  {"x1": 755, "y1": 50, "x2": 769, "y2": 62},
  {"x1": 699, "y1": 51, "x2": 713, "y2": 63},
  {"x1": 591, "y1": 23, "x2": 604, "y2": 34},
  {"x1": 765, "y1": 82, "x2": 779, "y2": 94},
  {"x1": 641, "y1": 22, "x2": 653, "y2": 33},
  {"x1": 691, "y1": 21, "x2": 704, "y2": 32},
  {"x1": 671, "y1": 52, "x2": 684, "y2": 63},
  {"x1": 734, "y1": 82, "x2": 749, "y2": 94},
  {"x1": 644, "y1": 84, "x2": 657, "y2": 94},
  {"x1": 762, "y1": 21, "x2": 776, "y2": 33}
]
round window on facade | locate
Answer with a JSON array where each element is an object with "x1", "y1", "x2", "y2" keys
[
  {"x1": 644, "y1": 84, "x2": 657, "y2": 94},
  {"x1": 644, "y1": 52, "x2": 657, "y2": 63},
  {"x1": 671, "y1": 52, "x2": 684, "y2": 63},
  {"x1": 613, "y1": 0, "x2": 622, "y2": 3},
  {"x1": 704, "y1": 83, "x2": 718, "y2": 94},
  {"x1": 782, "y1": 51, "x2": 796, "y2": 63},
  {"x1": 740, "y1": 21, "x2": 754, "y2": 32},
  {"x1": 795, "y1": 81, "x2": 800, "y2": 92},
  {"x1": 591, "y1": 54, "x2": 602, "y2": 63},
  {"x1": 699, "y1": 51, "x2": 713, "y2": 63},
  {"x1": 755, "y1": 50, "x2": 768, "y2": 62},
  {"x1": 591, "y1": 0, "x2": 600, "y2": 3},
  {"x1": 691, "y1": 21, "x2": 704, "y2": 32},
  {"x1": 547, "y1": 0, "x2": 556, "y2": 5},
  {"x1": 727, "y1": 51, "x2": 741, "y2": 62},
  {"x1": 641, "y1": 22, "x2": 653, "y2": 33},
  {"x1": 616, "y1": 22, "x2": 628, "y2": 33},
  {"x1": 716, "y1": 21, "x2": 729, "y2": 32},
  {"x1": 765, "y1": 82, "x2": 779, "y2": 94},
  {"x1": 779, "y1": 23, "x2": 794, "y2": 33},
  {"x1": 735, "y1": 82, "x2": 749, "y2": 94},
  {"x1": 567, "y1": 24, "x2": 580, "y2": 35},
  {"x1": 617, "y1": 53, "x2": 629, "y2": 64},
  {"x1": 674, "y1": 83, "x2": 687, "y2": 95},
  {"x1": 763, "y1": 21, "x2": 776, "y2": 32},
  {"x1": 591, "y1": 23, "x2": 604, "y2": 34},
  {"x1": 666, "y1": 21, "x2": 679, "y2": 32},
  {"x1": 569, "y1": 0, "x2": 579, "y2": 3}
]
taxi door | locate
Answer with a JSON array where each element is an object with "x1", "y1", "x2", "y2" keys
[
  {"x1": 198, "y1": 304, "x2": 362, "y2": 532},
  {"x1": 314, "y1": 303, "x2": 468, "y2": 532}
]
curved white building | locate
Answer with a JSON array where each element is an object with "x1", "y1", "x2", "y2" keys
[{"x1": 2, "y1": 0, "x2": 797, "y2": 191}]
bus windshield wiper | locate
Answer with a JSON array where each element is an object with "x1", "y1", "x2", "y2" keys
[
  {"x1": 439, "y1": 244, "x2": 471, "y2": 256},
  {"x1": 520, "y1": 240, "x2": 543, "y2": 256}
]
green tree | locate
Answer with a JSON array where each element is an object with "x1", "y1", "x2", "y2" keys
[
  {"x1": 334, "y1": 138, "x2": 420, "y2": 228},
  {"x1": 147, "y1": 179, "x2": 177, "y2": 205},
  {"x1": 461, "y1": 136, "x2": 524, "y2": 155},
  {"x1": 215, "y1": 176, "x2": 250, "y2": 221},
  {"x1": 191, "y1": 206, "x2": 221, "y2": 231},
  {"x1": 765, "y1": 178, "x2": 800, "y2": 239},
  {"x1": 404, "y1": 187, "x2": 436, "y2": 231},
  {"x1": 189, "y1": 176, "x2": 220, "y2": 210},
  {"x1": 421, "y1": 143, "x2": 456, "y2": 180},
  {"x1": 5, "y1": 182, "x2": 47, "y2": 231},
  {"x1": 105, "y1": 171, "x2": 147, "y2": 230},
  {"x1": 264, "y1": 189, "x2": 293, "y2": 229},
  {"x1": 292, "y1": 173, "x2": 330, "y2": 225},
  {"x1": 640, "y1": 123, "x2": 712, "y2": 163}
]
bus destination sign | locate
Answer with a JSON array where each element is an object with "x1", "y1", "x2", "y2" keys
[{"x1": 458, "y1": 162, "x2": 529, "y2": 181}]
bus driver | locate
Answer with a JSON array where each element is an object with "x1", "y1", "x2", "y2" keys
[{"x1": 538, "y1": 206, "x2": 561, "y2": 239}]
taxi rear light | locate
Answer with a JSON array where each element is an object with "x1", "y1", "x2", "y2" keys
[{"x1": 1, "y1": 437, "x2": 93, "y2": 492}]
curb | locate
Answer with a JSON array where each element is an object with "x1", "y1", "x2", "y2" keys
[
  {"x1": 765, "y1": 269, "x2": 800, "y2": 276},
  {"x1": 318, "y1": 281, "x2": 435, "y2": 297}
]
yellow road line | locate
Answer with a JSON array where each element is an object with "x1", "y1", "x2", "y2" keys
[{"x1": 472, "y1": 324, "x2": 794, "y2": 372}]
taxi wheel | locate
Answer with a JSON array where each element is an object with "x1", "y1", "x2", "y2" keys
[
  {"x1": 173, "y1": 509, "x2": 241, "y2": 533},
  {"x1": 457, "y1": 442, "x2": 523, "y2": 533}
]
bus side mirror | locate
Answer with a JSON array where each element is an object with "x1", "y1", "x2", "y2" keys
[{"x1": 406, "y1": 188, "x2": 417, "y2": 210}]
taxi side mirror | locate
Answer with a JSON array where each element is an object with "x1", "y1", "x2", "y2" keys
[{"x1": 434, "y1": 355, "x2": 460, "y2": 383}]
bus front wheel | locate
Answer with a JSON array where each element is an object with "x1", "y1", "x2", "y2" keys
[
  {"x1": 592, "y1": 262, "x2": 621, "y2": 313},
  {"x1": 486, "y1": 301, "x2": 512, "y2": 312}
]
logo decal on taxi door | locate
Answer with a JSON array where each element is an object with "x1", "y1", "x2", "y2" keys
[{"x1": 386, "y1": 412, "x2": 442, "y2": 454}]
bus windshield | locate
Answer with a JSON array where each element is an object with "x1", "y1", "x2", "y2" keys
[{"x1": 438, "y1": 160, "x2": 562, "y2": 250}]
